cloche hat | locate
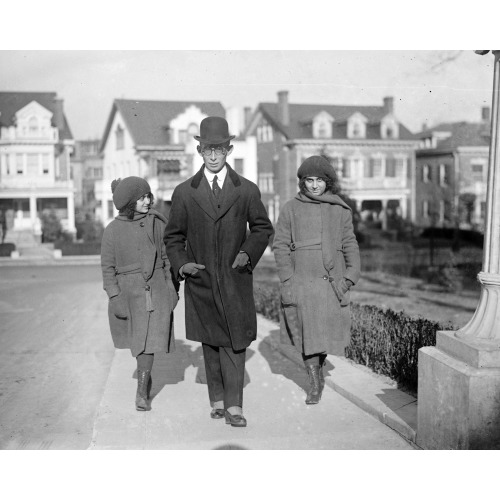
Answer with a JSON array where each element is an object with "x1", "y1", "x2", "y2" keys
[
  {"x1": 297, "y1": 155, "x2": 337, "y2": 181},
  {"x1": 111, "y1": 176, "x2": 151, "y2": 211}
]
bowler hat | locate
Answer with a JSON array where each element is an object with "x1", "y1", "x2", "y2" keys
[{"x1": 194, "y1": 116, "x2": 235, "y2": 144}]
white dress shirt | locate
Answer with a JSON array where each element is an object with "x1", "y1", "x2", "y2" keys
[{"x1": 204, "y1": 165, "x2": 227, "y2": 190}]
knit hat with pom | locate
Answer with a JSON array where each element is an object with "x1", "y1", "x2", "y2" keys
[
  {"x1": 111, "y1": 176, "x2": 151, "y2": 211},
  {"x1": 296, "y1": 155, "x2": 336, "y2": 181}
]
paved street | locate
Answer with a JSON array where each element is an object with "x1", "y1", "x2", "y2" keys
[{"x1": 0, "y1": 264, "x2": 414, "y2": 450}]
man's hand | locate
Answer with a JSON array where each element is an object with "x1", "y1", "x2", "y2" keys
[
  {"x1": 180, "y1": 262, "x2": 206, "y2": 276},
  {"x1": 232, "y1": 252, "x2": 250, "y2": 269}
]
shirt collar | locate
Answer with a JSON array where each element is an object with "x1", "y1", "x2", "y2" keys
[{"x1": 204, "y1": 164, "x2": 227, "y2": 186}]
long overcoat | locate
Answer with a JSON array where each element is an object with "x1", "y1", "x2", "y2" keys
[
  {"x1": 101, "y1": 209, "x2": 178, "y2": 357},
  {"x1": 273, "y1": 193, "x2": 360, "y2": 356},
  {"x1": 164, "y1": 165, "x2": 273, "y2": 351}
]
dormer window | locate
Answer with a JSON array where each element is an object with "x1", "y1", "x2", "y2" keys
[
  {"x1": 381, "y1": 115, "x2": 399, "y2": 139},
  {"x1": 347, "y1": 113, "x2": 367, "y2": 139},
  {"x1": 312, "y1": 112, "x2": 334, "y2": 139},
  {"x1": 28, "y1": 116, "x2": 39, "y2": 136}
]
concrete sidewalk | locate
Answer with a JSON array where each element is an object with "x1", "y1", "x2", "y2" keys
[{"x1": 88, "y1": 288, "x2": 417, "y2": 450}]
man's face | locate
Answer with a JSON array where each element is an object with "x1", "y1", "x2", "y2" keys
[{"x1": 198, "y1": 143, "x2": 233, "y2": 174}]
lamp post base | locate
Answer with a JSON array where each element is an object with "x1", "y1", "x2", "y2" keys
[{"x1": 417, "y1": 331, "x2": 500, "y2": 449}]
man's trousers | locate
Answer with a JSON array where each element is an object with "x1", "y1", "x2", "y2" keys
[{"x1": 202, "y1": 343, "x2": 246, "y2": 409}]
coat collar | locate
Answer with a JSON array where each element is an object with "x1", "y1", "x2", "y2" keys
[{"x1": 190, "y1": 164, "x2": 241, "y2": 221}]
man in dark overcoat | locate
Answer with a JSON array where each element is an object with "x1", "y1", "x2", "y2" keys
[{"x1": 164, "y1": 116, "x2": 273, "y2": 427}]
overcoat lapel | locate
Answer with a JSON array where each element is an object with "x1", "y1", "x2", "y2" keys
[
  {"x1": 215, "y1": 165, "x2": 241, "y2": 221},
  {"x1": 190, "y1": 167, "x2": 217, "y2": 220}
]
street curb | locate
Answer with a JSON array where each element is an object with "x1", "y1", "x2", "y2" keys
[
  {"x1": 256, "y1": 314, "x2": 419, "y2": 446},
  {"x1": 0, "y1": 256, "x2": 100, "y2": 267}
]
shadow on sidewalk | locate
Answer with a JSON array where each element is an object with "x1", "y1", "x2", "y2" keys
[
  {"x1": 131, "y1": 340, "x2": 255, "y2": 403},
  {"x1": 257, "y1": 329, "x2": 335, "y2": 395}
]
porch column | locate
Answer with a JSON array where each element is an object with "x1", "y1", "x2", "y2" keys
[
  {"x1": 417, "y1": 50, "x2": 500, "y2": 449},
  {"x1": 67, "y1": 193, "x2": 76, "y2": 236},
  {"x1": 380, "y1": 199, "x2": 388, "y2": 230},
  {"x1": 29, "y1": 194, "x2": 37, "y2": 226}
]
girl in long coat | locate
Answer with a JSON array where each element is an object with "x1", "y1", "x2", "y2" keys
[
  {"x1": 273, "y1": 156, "x2": 361, "y2": 404},
  {"x1": 101, "y1": 176, "x2": 178, "y2": 411}
]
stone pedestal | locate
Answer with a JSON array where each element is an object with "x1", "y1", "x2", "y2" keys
[
  {"x1": 417, "y1": 51, "x2": 500, "y2": 449},
  {"x1": 418, "y1": 336, "x2": 500, "y2": 449}
]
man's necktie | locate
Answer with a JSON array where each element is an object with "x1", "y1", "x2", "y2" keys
[{"x1": 212, "y1": 175, "x2": 220, "y2": 199}]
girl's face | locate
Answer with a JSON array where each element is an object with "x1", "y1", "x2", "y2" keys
[
  {"x1": 135, "y1": 193, "x2": 151, "y2": 213},
  {"x1": 304, "y1": 176, "x2": 327, "y2": 196}
]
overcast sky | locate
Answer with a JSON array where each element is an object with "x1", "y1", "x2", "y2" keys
[{"x1": 0, "y1": 50, "x2": 495, "y2": 141}]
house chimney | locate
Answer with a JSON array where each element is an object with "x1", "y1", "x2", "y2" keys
[
  {"x1": 482, "y1": 106, "x2": 491, "y2": 122},
  {"x1": 244, "y1": 106, "x2": 252, "y2": 127},
  {"x1": 278, "y1": 90, "x2": 289, "y2": 126},
  {"x1": 422, "y1": 122, "x2": 428, "y2": 131},
  {"x1": 383, "y1": 96, "x2": 394, "y2": 115}
]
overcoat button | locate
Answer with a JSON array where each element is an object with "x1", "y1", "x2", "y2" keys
[
  {"x1": 140, "y1": 222, "x2": 145, "y2": 227},
  {"x1": 145, "y1": 285, "x2": 150, "y2": 291},
  {"x1": 323, "y1": 275, "x2": 328, "y2": 280}
]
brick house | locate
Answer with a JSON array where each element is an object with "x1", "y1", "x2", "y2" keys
[
  {"x1": 414, "y1": 107, "x2": 490, "y2": 231},
  {"x1": 0, "y1": 92, "x2": 75, "y2": 238},
  {"x1": 244, "y1": 91, "x2": 419, "y2": 228}
]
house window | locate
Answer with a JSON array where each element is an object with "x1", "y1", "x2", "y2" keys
[
  {"x1": 367, "y1": 157, "x2": 383, "y2": 177},
  {"x1": 422, "y1": 200, "x2": 429, "y2": 218},
  {"x1": 329, "y1": 156, "x2": 343, "y2": 177},
  {"x1": 395, "y1": 157, "x2": 406, "y2": 177},
  {"x1": 257, "y1": 124, "x2": 273, "y2": 143},
  {"x1": 42, "y1": 155, "x2": 50, "y2": 175},
  {"x1": 258, "y1": 173, "x2": 274, "y2": 193},
  {"x1": 439, "y1": 200, "x2": 445, "y2": 223},
  {"x1": 439, "y1": 164, "x2": 450, "y2": 186},
  {"x1": 234, "y1": 158, "x2": 244, "y2": 175},
  {"x1": 157, "y1": 159, "x2": 181, "y2": 174},
  {"x1": 342, "y1": 159, "x2": 351, "y2": 179},
  {"x1": 422, "y1": 164, "x2": 430, "y2": 183},
  {"x1": 386, "y1": 158, "x2": 396, "y2": 177},
  {"x1": 471, "y1": 162, "x2": 485, "y2": 180},
  {"x1": 349, "y1": 157, "x2": 364, "y2": 177},
  {"x1": 16, "y1": 154, "x2": 24, "y2": 174},
  {"x1": 481, "y1": 201, "x2": 486, "y2": 220},
  {"x1": 27, "y1": 154, "x2": 38, "y2": 176},
  {"x1": 28, "y1": 116, "x2": 39, "y2": 136},
  {"x1": 115, "y1": 126, "x2": 124, "y2": 150}
]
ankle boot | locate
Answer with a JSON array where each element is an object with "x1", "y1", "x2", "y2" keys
[
  {"x1": 136, "y1": 369, "x2": 152, "y2": 411},
  {"x1": 305, "y1": 365, "x2": 322, "y2": 405}
]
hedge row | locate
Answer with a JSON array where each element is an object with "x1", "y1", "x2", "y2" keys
[{"x1": 253, "y1": 282, "x2": 454, "y2": 394}]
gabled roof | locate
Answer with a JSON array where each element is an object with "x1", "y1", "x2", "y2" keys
[
  {"x1": 0, "y1": 91, "x2": 73, "y2": 140},
  {"x1": 416, "y1": 121, "x2": 490, "y2": 150},
  {"x1": 256, "y1": 102, "x2": 415, "y2": 140},
  {"x1": 101, "y1": 99, "x2": 226, "y2": 150}
]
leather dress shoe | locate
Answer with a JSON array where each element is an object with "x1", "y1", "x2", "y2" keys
[
  {"x1": 210, "y1": 408, "x2": 225, "y2": 419},
  {"x1": 225, "y1": 410, "x2": 247, "y2": 427}
]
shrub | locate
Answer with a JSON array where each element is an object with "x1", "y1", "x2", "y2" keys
[
  {"x1": 253, "y1": 282, "x2": 454, "y2": 394},
  {"x1": 76, "y1": 218, "x2": 104, "y2": 242},
  {"x1": 346, "y1": 303, "x2": 454, "y2": 394},
  {"x1": 53, "y1": 241, "x2": 101, "y2": 255},
  {"x1": 41, "y1": 210, "x2": 63, "y2": 242},
  {"x1": 0, "y1": 242, "x2": 16, "y2": 257}
]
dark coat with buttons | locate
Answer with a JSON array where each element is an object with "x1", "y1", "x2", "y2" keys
[
  {"x1": 101, "y1": 209, "x2": 178, "y2": 357},
  {"x1": 164, "y1": 165, "x2": 273, "y2": 350}
]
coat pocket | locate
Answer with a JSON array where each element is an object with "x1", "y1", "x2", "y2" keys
[
  {"x1": 279, "y1": 278, "x2": 297, "y2": 307},
  {"x1": 330, "y1": 278, "x2": 350, "y2": 307}
]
